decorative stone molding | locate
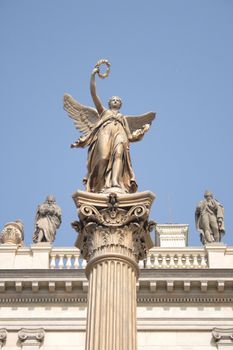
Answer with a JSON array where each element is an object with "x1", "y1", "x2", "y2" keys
[
  {"x1": 0, "y1": 296, "x2": 87, "y2": 304},
  {"x1": 72, "y1": 190, "x2": 155, "y2": 350},
  {"x1": 205, "y1": 244, "x2": 233, "y2": 269},
  {"x1": 212, "y1": 328, "x2": 233, "y2": 348},
  {"x1": 0, "y1": 295, "x2": 233, "y2": 305},
  {"x1": 156, "y1": 224, "x2": 189, "y2": 247},
  {"x1": 1, "y1": 240, "x2": 233, "y2": 270},
  {"x1": 137, "y1": 296, "x2": 233, "y2": 304},
  {"x1": 0, "y1": 329, "x2": 7, "y2": 348},
  {"x1": 0, "y1": 268, "x2": 232, "y2": 304},
  {"x1": 18, "y1": 328, "x2": 45, "y2": 348},
  {"x1": 146, "y1": 247, "x2": 207, "y2": 268},
  {"x1": 0, "y1": 220, "x2": 24, "y2": 245},
  {"x1": 73, "y1": 190, "x2": 155, "y2": 265}
]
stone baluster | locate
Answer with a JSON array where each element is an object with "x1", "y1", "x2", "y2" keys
[
  {"x1": 192, "y1": 254, "x2": 199, "y2": 268},
  {"x1": 165, "y1": 254, "x2": 170, "y2": 267},
  {"x1": 200, "y1": 254, "x2": 207, "y2": 268},
  {"x1": 161, "y1": 254, "x2": 167, "y2": 268},
  {"x1": 82, "y1": 259, "x2": 87, "y2": 269},
  {"x1": 58, "y1": 254, "x2": 64, "y2": 269},
  {"x1": 50, "y1": 253, "x2": 56, "y2": 269},
  {"x1": 153, "y1": 254, "x2": 159, "y2": 268},
  {"x1": 66, "y1": 254, "x2": 72, "y2": 269},
  {"x1": 74, "y1": 254, "x2": 80, "y2": 269},
  {"x1": 181, "y1": 254, "x2": 186, "y2": 268},
  {"x1": 169, "y1": 254, "x2": 175, "y2": 268},
  {"x1": 185, "y1": 253, "x2": 191, "y2": 268},
  {"x1": 177, "y1": 254, "x2": 182, "y2": 268},
  {"x1": 146, "y1": 253, "x2": 152, "y2": 268},
  {"x1": 72, "y1": 190, "x2": 155, "y2": 350}
]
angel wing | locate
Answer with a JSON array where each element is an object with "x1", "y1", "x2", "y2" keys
[
  {"x1": 125, "y1": 112, "x2": 156, "y2": 134},
  {"x1": 64, "y1": 93, "x2": 99, "y2": 135}
]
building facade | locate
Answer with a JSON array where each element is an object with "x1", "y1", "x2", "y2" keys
[{"x1": 0, "y1": 225, "x2": 233, "y2": 349}]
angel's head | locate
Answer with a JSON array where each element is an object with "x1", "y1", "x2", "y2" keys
[{"x1": 108, "y1": 96, "x2": 122, "y2": 110}]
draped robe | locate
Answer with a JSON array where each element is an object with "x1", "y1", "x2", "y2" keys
[
  {"x1": 33, "y1": 203, "x2": 62, "y2": 243},
  {"x1": 77, "y1": 109, "x2": 137, "y2": 193}
]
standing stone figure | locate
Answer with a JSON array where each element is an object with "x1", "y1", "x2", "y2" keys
[
  {"x1": 64, "y1": 59, "x2": 156, "y2": 194},
  {"x1": 33, "y1": 195, "x2": 62, "y2": 244},
  {"x1": 195, "y1": 191, "x2": 225, "y2": 244}
]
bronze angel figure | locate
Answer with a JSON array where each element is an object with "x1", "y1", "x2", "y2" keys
[{"x1": 64, "y1": 60, "x2": 156, "y2": 194}]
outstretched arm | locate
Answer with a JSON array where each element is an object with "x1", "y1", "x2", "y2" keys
[
  {"x1": 90, "y1": 68, "x2": 104, "y2": 115},
  {"x1": 125, "y1": 112, "x2": 156, "y2": 142},
  {"x1": 130, "y1": 124, "x2": 151, "y2": 142}
]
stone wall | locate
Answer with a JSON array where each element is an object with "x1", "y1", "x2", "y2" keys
[{"x1": 0, "y1": 245, "x2": 232, "y2": 349}]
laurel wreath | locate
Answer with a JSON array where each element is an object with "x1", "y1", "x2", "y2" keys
[{"x1": 95, "y1": 59, "x2": 111, "y2": 79}]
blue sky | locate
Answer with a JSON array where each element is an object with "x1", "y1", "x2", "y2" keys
[{"x1": 1, "y1": 0, "x2": 233, "y2": 247}]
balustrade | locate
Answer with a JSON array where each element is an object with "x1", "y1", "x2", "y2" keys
[
  {"x1": 144, "y1": 248, "x2": 208, "y2": 269},
  {"x1": 49, "y1": 248, "x2": 81, "y2": 269},
  {"x1": 3, "y1": 245, "x2": 233, "y2": 270}
]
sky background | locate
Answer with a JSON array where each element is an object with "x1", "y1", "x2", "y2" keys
[{"x1": 0, "y1": 0, "x2": 233, "y2": 247}]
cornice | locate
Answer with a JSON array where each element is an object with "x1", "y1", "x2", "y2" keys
[
  {"x1": 0, "y1": 295, "x2": 232, "y2": 305},
  {"x1": 137, "y1": 296, "x2": 233, "y2": 304},
  {"x1": 0, "y1": 269, "x2": 232, "y2": 305}
]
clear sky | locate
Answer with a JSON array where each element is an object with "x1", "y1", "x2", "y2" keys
[{"x1": 1, "y1": 0, "x2": 233, "y2": 247}]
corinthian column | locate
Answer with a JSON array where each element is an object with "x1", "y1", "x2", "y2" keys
[{"x1": 72, "y1": 190, "x2": 155, "y2": 350}]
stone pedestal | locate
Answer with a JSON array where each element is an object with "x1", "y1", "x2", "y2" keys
[
  {"x1": 205, "y1": 243, "x2": 227, "y2": 268},
  {"x1": 156, "y1": 224, "x2": 189, "y2": 247},
  {"x1": 72, "y1": 190, "x2": 155, "y2": 350},
  {"x1": 31, "y1": 243, "x2": 52, "y2": 268}
]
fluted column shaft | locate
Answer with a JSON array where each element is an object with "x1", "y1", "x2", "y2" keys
[{"x1": 85, "y1": 253, "x2": 138, "y2": 350}]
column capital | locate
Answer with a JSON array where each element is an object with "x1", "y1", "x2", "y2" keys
[
  {"x1": 18, "y1": 328, "x2": 45, "y2": 347},
  {"x1": 72, "y1": 190, "x2": 155, "y2": 265},
  {"x1": 0, "y1": 221, "x2": 24, "y2": 246},
  {"x1": 73, "y1": 191, "x2": 155, "y2": 350}
]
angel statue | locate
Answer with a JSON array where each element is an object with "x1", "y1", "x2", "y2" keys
[{"x1": 64, "y1": 59, "x2": 156, "y2": 194}]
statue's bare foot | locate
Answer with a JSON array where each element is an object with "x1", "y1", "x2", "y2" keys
[{"x1": 112, "y1": 182, "x2": 121, "y2": 188}]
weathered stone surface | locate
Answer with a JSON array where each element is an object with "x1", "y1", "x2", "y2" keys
[
  {"x1": 72, "y1": 190, "x2": 155, "y2": 350},
  {"x1": 212, "y1": 328, "x2": 233, "y2": 349},
  {"x1": 156, "y1": 224, "x2": 189, "y2": 247},
  {"x1": 0, "y1": 329, "x2": 7, "y2": 348},
  {"x1": 72, "y1": 191, "x2": 155, "y2": 264},
  {"x1": 18, "y1": 328, "x2": 45, "y2": 348},
  {"x1": 33, "y1": 195, "x2": 61, "y2": 244},
  {"x1": 0, "y1": 220, "x2": 24, "y2": 246},
  {"x1": 195, "y1": 191, "x2": 225, "y2": 245}
]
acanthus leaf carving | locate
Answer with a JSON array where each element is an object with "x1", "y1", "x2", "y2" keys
[
  {"x1": 0, "y1": 221, "x2": 24, "y2": 246},
  {"x1": 78, "y1": 202, "x2": 150, "y2": 227},
  {"x1": 73, "y1": 191, "x2": 155, "y2": 262}
]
